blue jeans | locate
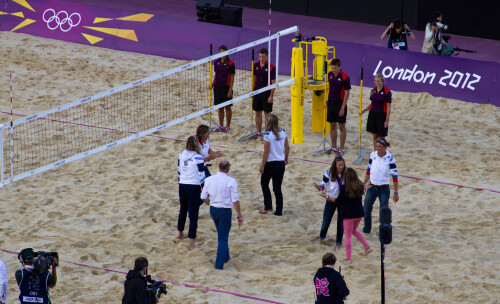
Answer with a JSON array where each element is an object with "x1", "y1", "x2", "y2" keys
[
  {"x1": 363, "y1": 186, "x2": 390, "y2": 233},
  {"x1": 210, "y1": 206, "x2": 232, "y2": 269},
  {"x1": 319, "y1": 200, "x2": 343, "y2": 245}
]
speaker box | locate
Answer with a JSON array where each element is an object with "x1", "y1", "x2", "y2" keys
[
  {"x1": 221, "y1": 6, "x2": 243, "y2": 27},
  {"x1": 196, "y1": 0, "x2": 224, "y2": 24}
]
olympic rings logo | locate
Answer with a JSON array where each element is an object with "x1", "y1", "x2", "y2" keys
[{"x1": 43, "y1": 9, "x2": 81, "y2": 32}]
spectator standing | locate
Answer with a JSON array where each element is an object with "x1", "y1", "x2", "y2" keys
[
  {"x1": 381, "y1": 19, "x2": 415, "y2": 50},
  {"x1": 201, "y1": 160, "x2": 243, "y2": 270},
  {"x1": 196, "y1": 125, "x2": 223, "y2": 178}
]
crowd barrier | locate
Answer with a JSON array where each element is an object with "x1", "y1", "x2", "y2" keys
[{"x1": 1, "y1": 0, "x2": 499, "y2": 106}]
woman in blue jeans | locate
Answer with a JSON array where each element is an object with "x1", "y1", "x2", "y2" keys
[
  {"x1": 313, "y1": 156, "x2": 345, "y2": 250},
  {"x1": 362, "y1": 138, "x2": 399, "y2": 233}
]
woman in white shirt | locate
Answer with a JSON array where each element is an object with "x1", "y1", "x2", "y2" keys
[
  {"x1": 362, "y1": 138, "x2": 399, "y2": 234},
  {"x1": 313, "y1": 156, "x2": 346, "y2": 250},
  {"x1": 422, "y1": 10, "x2": 446, "y2": 54},
  {"x1": 0, "y1": 259, "x2": 7, "y2": 304},
  {"x1": 177, "y1": 136, "x2": 206, "y2": 250},
  {"x1": 196, "y1": 125, "x2": 223, "y2": 178},
  {"x1": 259, "y1": 114, "x2": 290, "y2": 216}
]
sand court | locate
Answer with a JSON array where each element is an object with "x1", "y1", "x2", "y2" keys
[{"x1": 0, "y1": 31, "x2": 499, "y2": 303}]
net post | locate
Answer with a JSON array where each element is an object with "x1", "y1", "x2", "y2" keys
[
  {"x1": 251, "y1": 48, "x2": 254, "y2": 124},
  {"x1": 276, "y1": 33, "x2": 280, "y2": 83},
  {"x1": 207, "y1": 44, "x2": 219, "y2": 131}
]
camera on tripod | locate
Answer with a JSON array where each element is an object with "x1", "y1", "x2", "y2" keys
[{"x1": 145, "y1": 275, "x2": 168, "y2": 298}]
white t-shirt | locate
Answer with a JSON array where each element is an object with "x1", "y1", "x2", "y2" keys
[
  {"x1": 320, "y1": 169, "x2": 342, "y2": 198},
  {"x1": 263, "y1": 129, "x2": 287, "y2": 162},
  {"x1": 178, "y1": 150, "x2": 205, "y2": 185}
]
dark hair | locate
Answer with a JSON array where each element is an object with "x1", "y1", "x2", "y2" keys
[
  {"x1": 344, "y1": 167, "x2": 364, "y2": 199},
  {"x1": 219, "y1": 160, "x2": 230, "y2": 171},
  {"x1": 186, "y1": 135, "x2": 201, "y2": 154},
  {"x1": 196, "y1": 124, "x2": 209, "y2": 141},
  {"x1": 258, "y1": 48, "x2": 268, "y2": 56},
  {"x1": 134, "y1": 257, "x2": 149, "y2": 271},
  {"x1": 322, "y1": 253, "x2": 337, "y2": 266},
  {"x1": 429, "y1": 10, "x2": 442, "y2": 24},
  {"x1": 219, "y1": 45, "x2": 230, "y2": 64},
  {"x1": 376, "y1": 138, "x2": 390, "y2": 147},
  {"x1": 330, "y1": 58, "x2": 341, "y2": 67},
  {"x1": 329, "y1": 156, "x2": 345, "y2": 181},
  {"x1": 391, "y1": 20, "x2": 404, "y2": 40}
]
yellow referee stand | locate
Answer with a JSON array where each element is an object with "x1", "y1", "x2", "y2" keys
[{"x1": 290, "y1": 36, "x2": 335, "y2": 155}]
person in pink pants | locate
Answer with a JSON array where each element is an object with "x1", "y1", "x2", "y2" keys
[{"x1": 324, "y1": 167, "x2": 373, "y2": 263}]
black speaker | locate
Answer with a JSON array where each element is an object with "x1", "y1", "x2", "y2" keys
[
  {"x1": 196, "y1": 0, "x2": 224, "y2": 24},
  {"x1": 221, "y1": 6, "x2": 243, "y2": 27}
]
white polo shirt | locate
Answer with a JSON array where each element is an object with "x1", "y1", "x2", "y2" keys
[
  {"x1": 201, "y1": 172, "x2": 239, "y2": 208},
  {"x1": 263, "y1": 129, "x2": 287, "y2": 162},
  {"x1": 367, "y1": 150, "x2": 398, "y2": 186},
  {"x1": 320, "y1": 169, "x2": 342, "y2": 198}
]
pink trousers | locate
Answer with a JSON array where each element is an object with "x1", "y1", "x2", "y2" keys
[{"x1": 343, "y1": 217, "x2": 370, "y2": 260}]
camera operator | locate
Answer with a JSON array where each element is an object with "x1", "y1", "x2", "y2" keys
[
  {"x1": 314, "y1": 253, "x2": 349, "y2": 303},
  {"x1": 381, "y1": 19, "x2": 415, "y2": 51},
  {"x1": 16, "y1": 248, "x2": 57, "y2": 304},
  {"x1": 122, "y1": 257, "x2": 158, "y2": 304},
  {"x1": 422, "y1": 10, "x2": 452, "y2": 55}
]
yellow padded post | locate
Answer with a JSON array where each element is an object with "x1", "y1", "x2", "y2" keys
[{"x1": 290, "y1": 47, "x2": 304, "y2": 144}]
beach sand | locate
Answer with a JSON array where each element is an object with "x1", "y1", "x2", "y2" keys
[{"x1": 0, "y1": 31, "x2": 499, "y2": 303}]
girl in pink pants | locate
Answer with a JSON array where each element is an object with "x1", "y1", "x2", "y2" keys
[{"x1": 323, "y1": 168, "x2": 372, "y2": 263}]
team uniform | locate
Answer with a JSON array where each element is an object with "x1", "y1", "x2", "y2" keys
[
  {"x1": 366, "y1": 85, "x2": 392, "y2": 137},
  {"x1": 253, "y1": 61, "x2": 276, "y2": 113},
  {"x1": 261, "y1": 128, "x2": 287, "y2": 215},
  {"x1": 362, "y1": 150, "x2": 398, "y2": 233},
  {"x1": 213, "y1": 58, "x2": 235, "y2": 106},
  {"x1": 16, "y1": 268, "x2": 55, "y2": 304},
  {"x1": 177, "y1": 149, "x2": 206, "y2": 239},
  {"x1": 199, "y1": 138, "x2": 211, "y2": 178},
  {"x1": 318, "y1": 170, "x2": 344, "y2": 245},
  {"x1": 327, "y1": 70, "x2": 351, "y2": 124},
  {"x1": 314, "y1": 266, "x2": 349, "y2": 304}
]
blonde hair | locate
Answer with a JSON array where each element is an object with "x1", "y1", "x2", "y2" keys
[
  {"x1": 374, "y1": 73, "x2": 385, "y2": 83},
  {"x1": 266, "y1": 113, "x2": 281, "y2": 140},
  {"x1": 185, "y1": 136, "x2": 200, "y2": 154}
]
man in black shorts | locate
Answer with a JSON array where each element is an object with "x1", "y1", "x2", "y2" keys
[
  {"x1": 326, "y1": 59, "x2": 351, "y2": 156},
  {"x1": 251, "y1": 48, "x2": 276, "y2": 139},
  {"x1": 211, "y1": 45, "x2": 235, "y2": 133}
]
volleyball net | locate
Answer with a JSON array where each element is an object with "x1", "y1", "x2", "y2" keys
[{"x1": 0, "y1": 26, "x2": 298, "y2": 187}]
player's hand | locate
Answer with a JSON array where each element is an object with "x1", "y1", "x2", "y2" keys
[
  {"x1": 268, "y1": 95, "x2": 274, "y2": 103},
  {"x1": 313, "y1": 183, "x2": 322, "y2": 191},
  {"x1": 384, "y1": 120, "x2": 389, "y2": 128},
  {"x1": 393, "y1": 193, "x2": 399, "y2": 203},
  {"x1": 339, "y1": 107, "x2": 345, "y2": 117},
  {"x1": 259, "y1": 165, "x2": 264, "y2": 174},
  {"x1": 227, "y1": 90, "x2": 233, "y2": 98},
  {"x1": 389, "y1": 22, "x2": 394, "y2": 28}
]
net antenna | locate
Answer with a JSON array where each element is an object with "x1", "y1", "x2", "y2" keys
[{"x1": 0, "y1": 26, "x2": 299, "y2": 187}]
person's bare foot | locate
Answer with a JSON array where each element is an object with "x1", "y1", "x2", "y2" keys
[
  {"x1": 177, "y1": 231, "x2": 184, "y2": 240},
  {"x1": 334, "y1": 245, "x2": 341, "y2": 252},
  {"x1": 343, "y1": 259, "x2": 352, "y2": 264},
  {"x1": 362, "y1": 248, "x2": 373, "y2": 256},
  {"x1": 188, "y1": 238, "x2": 196, "y2": 251}
]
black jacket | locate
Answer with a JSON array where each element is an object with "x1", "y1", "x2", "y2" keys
[
  {"x1": 314, "y1": 267, "x2": 349, "y2": 304},
  {"x1": 122, "y1": 270, "x2": 157, "y2": 304}
]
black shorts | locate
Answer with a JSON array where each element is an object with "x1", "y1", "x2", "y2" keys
[
  {"x1": 252, "y1": 90, "x2": 273, "y2": 113},
  {"x1": 213, "y1": 85, "x2": 232, "y2": 107},
  {"x1": 366, "y1": 111, "x2": 388, "y2": 137},
  {"x1": 327, "y1": 100, "x2": 347, "y2": 124}
]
